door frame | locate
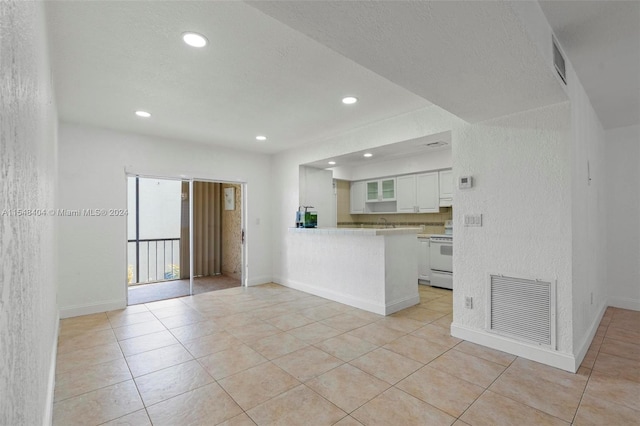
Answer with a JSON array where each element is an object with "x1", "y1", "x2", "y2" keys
[{"x1": 124, "y1": 170, "x2": 247, "y2": 305}]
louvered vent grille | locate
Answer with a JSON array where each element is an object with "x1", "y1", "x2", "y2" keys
[{"x1": 488, "y1": 275, "x2": 555, "y2": 348}]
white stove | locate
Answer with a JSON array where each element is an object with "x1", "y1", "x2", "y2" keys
[{"x1": 430, "y1": 234, "x2": 453, "y2": 289}]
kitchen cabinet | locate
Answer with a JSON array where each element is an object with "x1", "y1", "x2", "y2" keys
[
  {"x1": 439, "y1": 169, "x2": 453, "y2": 206},
  {"x1": 418, "y1": 237, "x2": 430, "y2": 282},
  {"x1": 396, "y1": 172, "x2": 439, "y2": 213},
  {"x1": 366, "y1": 178, "x2": 396, "y2": 202},
  {"x1": 350, "y1": 181, "x2": 365, "y2": 214}
]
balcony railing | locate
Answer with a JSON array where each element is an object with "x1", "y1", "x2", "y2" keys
[{"x1": 127, "y1": 238, "x2": 180, "y2": 285}]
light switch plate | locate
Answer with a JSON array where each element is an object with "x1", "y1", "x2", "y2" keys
[{"x1": 464, "y1": 214, "x2": 482, "y2": 227}]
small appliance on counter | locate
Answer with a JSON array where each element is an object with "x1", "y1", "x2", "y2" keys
[
  {"x1": 295, "y1": 206, "x2": 318, "y2": 228},
  {"x1": 444, "y1": 220, "x2": 453, "y2": 235}
]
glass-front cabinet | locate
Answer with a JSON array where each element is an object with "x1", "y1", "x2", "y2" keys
[{"x1": 366, "y1": 178, "x2": 395, "y2": 202}]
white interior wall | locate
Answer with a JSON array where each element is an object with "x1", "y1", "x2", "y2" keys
[
  {"x1": 57, "y1": 122, "x2": 272, "y2": 318},
  {"x1": 298, "y1": 166, "x2": 335, "y2": 227},
  {"x1": 451, "y1": 102, "x2": 574, "y2": 370},
  {"x1": 606, "y1": 124, "x2": 640, "y2": 310},
  {"x1": 271, "y1": 105, "x2": 464, "y2": 284},
  {"x1": 0, "y1": 2, "x2": 59, "y2": 424}
]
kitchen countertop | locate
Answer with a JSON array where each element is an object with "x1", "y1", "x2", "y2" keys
[{"x1": 289, "y1": 227, "x2": 421, "y2": 236}]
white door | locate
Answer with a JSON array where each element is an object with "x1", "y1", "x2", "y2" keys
[
  {"x1": 416, "y1": 172, "x2": 439, "y2": 213},
  {"x1": 396, "y1": 175, "x2": 416, "y2": 213}
]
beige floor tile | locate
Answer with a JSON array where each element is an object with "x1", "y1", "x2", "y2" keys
[
  {"x1": 307, "y1": 364, "x2": 389, "y2": 413},
  {"x1": 609, "y1": 315, "x2": 640, "y2": 332},
  {"x1": 581, "y1": 346, "x2": 599, "y2": 369},
  {"x1": 125, "y1": 343, "x2": 193, "y2": 377},
  {"x1": 453, "y1": 341, "x2": 516, "y2": 367},
  {"x1": 428, "y1": 349, "x2": 506, "y2": 388},
  {"x1": 159, "y1": 311, "x2": 208, "y2": 329},
  {"x1": 394, "y1": 306, "x2": 448, "y2": 323},
  {"x1": 299, "y1": 304, "x2": 344, "y2": 321},
  {"x1": 383, "y1": 334, "x2": 448, "y2": 364},
  {"x1": 411, "y1": 324, "x2": 462, "y2": 348},
  {"x1": 59, "y1": 313, "x2": 111, "y2": 337},
  {"x1": 352, "y1": 387, "x2": 455, "y2": 426},
  {"x1": 321, "y1": 313, "x2": 378, "y2": 332},
  {"x1": 106, "y1": 305, "x2": 149, "y2": 318},
  {"x1": 507, "y1": 357, "x2": 589, "y2": 390},
  {"x1": 101, "y1": 409, "x2": 151, "y2": 426},
  {"x1": 217, "y1": 412, "x2": 257, "y2": 426},
  {"x1": 52, "y1": 380, "x2": 143, "y2": 426},
  {"x1": 314, "y1": 333, "x2": 378, "y2": 362},
  {"x1": 57, "y1": 328, "x2": 117, "y2": 354},
  {"x1": 573, "y1": 392, "x2": 640, "y2": 426},
  {"x1": 333, "y1": 416, "x2": 364, "y2": 426},
  {"x1": 584, "y1": 370, "x2": 640, "y2": 412},
  {"x1": 599, "y1": 337, "x2": 640, "y2": 361},
  {"x1": 247, "y1": 384, "x2": 346, "y2": 425},
  {"x1": 247, "y1": 332, "x2": 309, "y2": 360},
  {"x1": 107, "y1": 310, "x2": 157, "y2": 328},
  {"x1": 148, "y1": 304, "x2": 198, "y2": 319},
  {"x1": 134, "y1": 360, "x2": 214, "y2": 406},
  {"x1": 55, "y1": 342, "x2": 123, "y2": 374},
  {"x1": 113, "y1": 320, "x2": 166, "y2": 341},
  {"x1": 288, "y1": 322, "x2": 343, "y2": 344},
  {"x1": 605, "y1": 326, "x2": 640, "y2": 345},
  {"x1": 347, "y1": 323, "x2": 406, "y2": 346},
  {"x1": 182, "y1": 330, "x2": 242, "y2": 358},
  {"x1": 374, "y1": 316, "x2": 424, "y2": 334},
  {"x1": 397, "y1": 365, "x2": 484, "y2": 417},
  {"x1": 226, "y1": 322, "x2": 281, "y2": 343},
  {"x1": 264, "y1": 312, "x2": 315, "y2": 331},
  {"x1": 145, "y1": 298, "x2": 187, "y2": 311},
  {"x1": 198, "y1": 343, "x2": 267, "y2": 380},
  {"x1": 350, "y1": 348, "x2": 422, "y2": 385},
  {"x1": 118, "y1": 330, "x2": 179, "y2": 356},
  {"x1": 592, "y1": 352, "x2": 640, "y2": 382},
  {"x1": 273, "y1": 346, "x2": 344, "y2": 382},
  {"x1": 459, "y1": 390, "x2": 569, "y2": 426},
  {"x1": 219, "y1": 362, "x2": 300, "y2": 410},
  {"x1": 146, "y1": 382, "x2": 243, "y2": 426},
  {"x1": 488, "y1": 365, "x2": 584, "y2": 422},
  {"x1": 54, "y1": 358, "x2": 132, "y2": 402},
  {"x1": 420, "y1": 300, "x2": 453, "y2": 314},
  {"x1": 214, "y1": 312, "x2": 263, "y2": 328},
  {"x1": 168, "y1": 319, "x2": 225, "y2": 343},
  {"x1": 431, "y1": 313, "x2": 454, "y2": 330}
]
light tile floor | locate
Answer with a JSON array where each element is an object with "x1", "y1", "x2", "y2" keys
[{"x1": 54, "y1": 284, "x2": 640, "y2": 425}]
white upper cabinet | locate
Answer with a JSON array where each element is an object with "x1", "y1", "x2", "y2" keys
[
  {"x1": 396, "y1": 175, "x2": 417, "y2": 213},
  {"x1": 350, "y1": 181, "x2": 365, "y2": 214},
  {"x1": 366, "y1": 178, "x2": 396, "y2": 202},
  {"x1": 416, "y1": 172, "x2": 439, "y2": 213},
  {"x1": 439, "y1": 169, "x2": 453, "y2": 206}
]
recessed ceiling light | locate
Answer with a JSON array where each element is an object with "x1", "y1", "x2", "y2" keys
[
  {"x1": 135, "y1": 110, "x2": 151, "y2": 118},
  {"x1": 342, "y1": 96, "x2": 358, "y2": 105},
  {"x1": 256, "y1": 135, "x2": 267, "y2": 141},
  {"x1": 328, "y1": 161, "x2": 336, "y2": 165},
  {"x1": 182, "y1": 32, "x2": 208, "y2": 48},
  {"x1": 363, "y1": 153, "x2": 373, "y2": 158}
]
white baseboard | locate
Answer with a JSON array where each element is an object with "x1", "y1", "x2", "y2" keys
[
  {"x1": 574, "y1": 300, "x2": 608, "y2": 371},
  {"x1": 451, "y1": 323, "x2": 577, "y2": 373},
  {"x1": 43, "y1": 311, "x2": 59, "y2": 426},
  {"x1": 276, "y1": 277, "x2": 387, "y2": 315},
  {"x1": 246, "y1": 276, "x2": 273, "y2": 287},
  {"x1": 59, "y1": 299, "x2": 125, "y2": 319},
  {"x1": 385, "y1": 295, "x2": 420, "y2": 315},
  {"x1": 608, "y1": 296, "x2": 640, "y2": 311}
]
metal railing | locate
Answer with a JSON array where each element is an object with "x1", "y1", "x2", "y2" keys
[{"x1": 128, "y1": 238, "x2": 180, "y2": 285}]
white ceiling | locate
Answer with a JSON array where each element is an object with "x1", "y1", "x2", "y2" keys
[
  {"x1": 46, "y1": 1, "x2": 638, "y2": 157},
  {"x1": 539, "y1": 0, "x2": 640, "y2": 129}
]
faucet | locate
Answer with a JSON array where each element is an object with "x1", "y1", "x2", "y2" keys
[{"x1": 377, "y1": 217, "x2": 389, "y2": 228}]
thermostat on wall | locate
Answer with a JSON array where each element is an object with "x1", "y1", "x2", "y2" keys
[{"x1": 459, "y1": 175, "x2": 473, "y2": 189}]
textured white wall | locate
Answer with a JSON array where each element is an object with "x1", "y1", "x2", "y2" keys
[
  {"x1": 0, "y1": 1, "x2": 59, "y2": 424},
  {"x1": 298, "y1": 166, "x2": 334, "y2": 227},
  {"x1": 452, "y1": 102, "x2": 573, "y2": 353},
  {"x1": 57, "y1": 123, "x2": 272, "y2": 317},
  {"x1": 271, "y1": 105, "x2": 465, "y2": 284},
  {"x1": 606, "y1": 125, "x2": 640, "y2": 310}
]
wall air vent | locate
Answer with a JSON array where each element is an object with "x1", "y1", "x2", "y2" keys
[
  {"x1": 553, "y1": 37, "x2": 567, "y2": 85},
  {"x1": 487, "y1": 274, "x2": 556, "y2": 348}
]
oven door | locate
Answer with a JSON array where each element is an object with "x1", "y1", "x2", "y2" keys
[{"x1": 430, "y1": 240, "x2": 452, "y2": 273}]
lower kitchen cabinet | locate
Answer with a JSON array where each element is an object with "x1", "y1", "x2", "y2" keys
[{"x1": 418, "y1": 237, "x2": 430, "y2": 282}]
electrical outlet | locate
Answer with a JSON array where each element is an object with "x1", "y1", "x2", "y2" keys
[
  {"x1": 464, "y1": 214, "x2": 482, "y2": 227},
  {"x1": 465, "y1": 296, "x2": 473, "y2": 309}
]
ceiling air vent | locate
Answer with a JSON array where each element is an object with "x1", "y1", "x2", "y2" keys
[
  {"x1": 423, "y1": 141, "x2": 447, "y2": 148},
  {"x1": 553, "y1": 37, "x2": 567, "y2": 85}
]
